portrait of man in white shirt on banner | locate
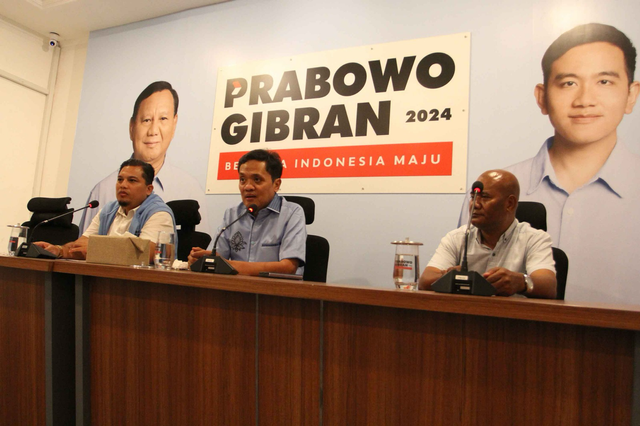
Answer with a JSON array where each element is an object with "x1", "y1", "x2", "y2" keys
[{"x1": 78, "y1": 81, "x2": 210, "y2": 236}]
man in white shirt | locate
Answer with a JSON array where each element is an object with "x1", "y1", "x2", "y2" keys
[
  {"x1": 35, "y1": 159, "x2": 176, "y2": 263},
  {"x1": 424, "y1": 170, "x2": 557, "y2": 298},
  {"x1": 78, "y1": 81, "x2": 210, "y2": 235}
]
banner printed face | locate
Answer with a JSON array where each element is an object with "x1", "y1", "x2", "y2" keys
[{"x1": 207, "y1": 33, "x2": 470, "y2": 194}]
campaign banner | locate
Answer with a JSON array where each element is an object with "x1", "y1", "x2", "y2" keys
[{"x1": 207, "y1": 33, "x2": 470, "y2": 194}]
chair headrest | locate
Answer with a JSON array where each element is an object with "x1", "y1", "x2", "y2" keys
[
  {"x1": 283, "y1": 196, "x2": 315, "y2": 225},
  {"x1": 166, "y1": 199, "x2": 202, "y2": 226},
  {"x1": 27, "y1": 197, "x2": 72, "y2": 213},
  {"x1": 515, "y1": 201, "x2": 547, "y2": 232}
]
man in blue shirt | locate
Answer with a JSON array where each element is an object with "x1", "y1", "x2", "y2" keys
[
  {"x1": 188, "y1": 149, "x2": 306, "y2": 276},
  {"x1": 461, "y1": 24, "x2": 640, "y2": 305}
]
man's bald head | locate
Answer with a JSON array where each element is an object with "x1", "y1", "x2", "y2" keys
[
  {"x1": 478, "y1": 169, "x2": 520, "y2": 201},
  {"x1": 471, "y1": 170, "x2": 520, "y2": 233}
]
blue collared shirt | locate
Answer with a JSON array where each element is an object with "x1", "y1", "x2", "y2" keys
[
  {"x1": 210, "y1": 194, "x2": 307, "y2": 275},
  {"x1": 460, "y1": 138, "x2": 640, "y2": 305},
  {"x1": 78, "y1": 159, "x2": 210, "y2": 236}
]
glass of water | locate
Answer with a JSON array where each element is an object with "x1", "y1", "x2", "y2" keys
[
  {"x1": 391, "y1": 238, "x2": 423, "y2": 290},
  {"x1": 7, "y1": 225, "x2": 29, "y2": 256},
  {"x1": 154, "y1": 231, "x2": 175, "y2": 269}
]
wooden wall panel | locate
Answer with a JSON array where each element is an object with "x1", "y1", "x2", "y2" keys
[
  {"x1": 323, "y1": 302, "x2": 634, "y2": 426},
  {"x1": 3, "y1": 259, "x2": 636, "y2": 425},
  {"x1": 0, "y1": 266, "x2": 46, "y2": 426},
  {"x1": 88, "y1": 277, "x2": 257, "y2": 426},
  {"x1": 257, "y1": 296, "x2": 321, "y2": 426}
]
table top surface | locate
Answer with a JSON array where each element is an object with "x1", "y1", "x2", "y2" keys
[{"x1": 2, "y1": 255, "x2": 640, "y2": 331}]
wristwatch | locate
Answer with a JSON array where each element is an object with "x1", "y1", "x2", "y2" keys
[{"x1": 522, "y1": 274, "x2": 534, "y2": 295}]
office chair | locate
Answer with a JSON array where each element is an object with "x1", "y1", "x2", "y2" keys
[
  {"x1": 515, "y1": 201, "x2": 568, "y2": 300},
  {"x1": 22, "y1": 197, "x2": 80, "y2": 245},
  {"x1": 166, "y1": 200, "x2": 212, "y2": 261},
  {"x1": 551, "y1": 247, "x2": 568, "y2": 300},
  {"x1": 515, "y1": 201, "x2": 547, "y2": 232},
  {"x1": 283, "y1": 196, "x2": 330, "y2": 282}
]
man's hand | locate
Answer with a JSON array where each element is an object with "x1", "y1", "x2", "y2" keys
[
  {"x1": 482, "y1": 267, "x2": 525, "y2": 296},
  {"x1": 188, "y1": 247, "x2": 211, "y2": 266},
  {"x1": 418, "y1": 265, "x2": 462, "y2": 290},
  {"x1": 33, "y1": 241, "x2": 61, "y2": 257},
  {"x1": 443, "y1": 265, "x2": 462, "y2": 274},
  {"x1": 227, "y1": 258, "x2": 298, "y2": 276},
  {"x1": 67, "y1": 238, "x2": 89, "y2": 259}
]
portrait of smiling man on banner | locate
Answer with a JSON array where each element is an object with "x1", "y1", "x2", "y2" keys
[
  {"x1": 460, "y1": 23, "x2": 640, "y2": 305},
  {"x1": 78, "y1": 81, "x2": 210, "y2": 236}
]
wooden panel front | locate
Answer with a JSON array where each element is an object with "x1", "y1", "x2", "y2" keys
[
  {"x1": 258, "y1": 296, "x2": 321, "y2": 426},
  {"x1": 89, "y1": 277, "x2": 257, "y2": 426},
  {"x1": 323, "y1": 302, "x2": 634, "y2": 426},
  {"x1": 0, "y1": 266, "x2": 46, "y2": 426}
]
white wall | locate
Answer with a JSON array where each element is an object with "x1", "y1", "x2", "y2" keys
[
  {"x1": 40, "y1": 39, "x2": 88, "y2": 197},
  {"x1": 0, "y1": 19, "x2": 51, "y2": 249},
  {"x1": 67, "y1": 0, "x2": 640, "y2": 287},
  {"x1": 0, "y1": 17, "x2": 87, "y2": 252}
]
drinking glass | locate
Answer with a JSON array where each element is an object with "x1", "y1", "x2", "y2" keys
[
  {"x1": 154, "y1": 231, "x2": 175, "y2": 269},
  {"x1": 391, "y1": 238, "x2": 423, "y2": 290},
  {"x1": 7, "y1": 225, "x2": 29, "y2": 256}
]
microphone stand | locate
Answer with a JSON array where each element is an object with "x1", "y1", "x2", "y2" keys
[
  {"x1": 460, "y1": 188, "x2": 480, "y2": 273},
  {"x1": 191, "y1": 204, "x2": 257, "y2": 274},
  {"x1": 20, "y1": 201, "x2": 99, "y2": 258},
  {"x1": 431, "y1": 183, "x2": 496, "y2": 296}
]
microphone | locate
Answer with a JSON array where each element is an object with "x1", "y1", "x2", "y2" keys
[
  {"x1": 191, "y1": 203, "x2": 258, "y2": 274},
  {"x1": 212, "y1": 203, "x2": 258, "y2": 255},
  {"x1": 431, "y1": 181, "x2": 495, "y2": 296},
  {"x1": 26, "y1": 200, "x2": 100, "y2": 245},
  {"x1": 461, "y1": 181, "x2": 483, "y2": 273}
]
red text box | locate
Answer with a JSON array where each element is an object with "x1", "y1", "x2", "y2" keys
[{"x1": 217, "y1": 142, "x2": 452, "y2": 180}]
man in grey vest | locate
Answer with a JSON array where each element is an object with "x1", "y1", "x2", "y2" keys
[{"x1": 34, "y1": 159, "x2": 176, "y2": 263}]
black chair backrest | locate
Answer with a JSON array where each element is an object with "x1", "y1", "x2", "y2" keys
[
  {"x1": 282, "y1": 196, "x2": 329, "y2": 282},
  {"x1": 24, "y1": 222, "x2": 80, "y2": 246},
  {"x1": 515, "y1": 201, "x2": 547, "y2": 232},
  {"x1": 551, "y1": 247, "x2": 568, "y2": 300},
  {"x1": 167, "y1": 199, "x2": 202, "y2": 232},
  {"x1": 166, "y1": 199, "x2": 212, "y2": 261},
  {"x1": 23, "y1": 197, "x2": 79, "y2": 245},
  {"x1": 515, "y1": 201, "x2": 568, "y2": 300},
  {"x1": 282, "y1": 196, "x2": 314, "y2": 224},
  {"x1": 305, "y1": 235, "x2": 330, "y2": 283}
]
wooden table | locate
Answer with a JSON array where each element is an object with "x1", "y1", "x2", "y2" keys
[
  {"x1": 0, "y1": 256, "x2": 76, "y2": 426},
  {"x1": 2, "y1": 256, "x2": 640, "y2": 425}
]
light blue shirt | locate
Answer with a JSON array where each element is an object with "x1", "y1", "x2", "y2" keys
[
  {"x1": 461, "y1": 138, "x2": 640, "y2": 305},
  {"x1": 210, "y1": 194, "x2": 307, "y2": 275},
  {"x1": 78, "y1": 159, "x2": 210, "y2": 237}
]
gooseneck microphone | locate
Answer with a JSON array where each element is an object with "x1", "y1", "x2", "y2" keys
[
  {"x1": 212, "y1": 203, "x2": 258, "y2": 255},
  {"x1": 431, "y1": 181, "x2": 495, "y2": 296},
  {"x1": 192, "y1": 203, "x2": 258, "y2": 274},
  {"x1": 27, "y1": 200, "x2": 100, "y2": 245},
  {"x1": 460, "y1": 181, "x2": 483, "y2": 273}
]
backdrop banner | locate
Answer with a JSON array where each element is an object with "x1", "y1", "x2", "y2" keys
[{"x1": 207, "y1": 33, "x2": 471, "y2": 194}]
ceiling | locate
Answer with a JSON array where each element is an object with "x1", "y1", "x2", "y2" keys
[{"x1": 0, "y1": 0, "x2": 229, "y2": 42}]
